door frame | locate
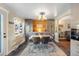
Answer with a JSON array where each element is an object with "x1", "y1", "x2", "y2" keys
[{"x1": 0, "y1": 14, "x2": 4, "y2": 55}]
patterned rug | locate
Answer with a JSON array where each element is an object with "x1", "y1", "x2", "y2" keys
[{"x1": 20, "y1": 42, "x2": 66, "y2": 56}]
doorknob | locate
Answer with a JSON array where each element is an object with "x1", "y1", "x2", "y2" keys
[
  {"x1": 3, "y1": 33, "x2": 6, "y2": 38},
  {"x1": 4, "y1": 36, "x2": 6, "y2": 38}
]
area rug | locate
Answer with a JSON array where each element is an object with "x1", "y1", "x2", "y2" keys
[{"x1": 20, "y1": 42, "x2": 66, "y2": 56}]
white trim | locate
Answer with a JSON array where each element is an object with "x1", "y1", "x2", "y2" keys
[
  {"x1": 56, "y1": 9, "x2": 71, "y2": 20},
  {"x1": 0, "y1": 14, "x2": 4, "y2": 55},
  {"x1": 0, "y1": 14, "x2": 1, "y2": 55},
  {"x1": 0, "y1": 7, "x2": 8, "y2": 13}
]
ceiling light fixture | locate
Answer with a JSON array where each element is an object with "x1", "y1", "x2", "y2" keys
[{"x1": 34, "y1": 8, "x2": 49, "y2": 16}]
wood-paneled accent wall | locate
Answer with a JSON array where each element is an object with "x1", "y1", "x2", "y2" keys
[{"x1": 33, "y1": 20, "x2": 47, "y2": 32}]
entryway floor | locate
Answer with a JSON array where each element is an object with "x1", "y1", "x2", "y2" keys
[{"x1": 56, "y1": 39, "x2": 70, "y2": 56}]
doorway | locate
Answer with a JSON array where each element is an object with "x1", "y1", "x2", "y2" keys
[{"x1": 56, "y1": 15, "x2": 71, "y2": 56}]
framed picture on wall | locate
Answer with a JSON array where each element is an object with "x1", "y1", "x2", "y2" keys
[
  {"x1": 15, "y1": 24, "x2": 19, "y2": 34},
  {"x1": 68, "y1": 24, "x2": 70, "y2": 29},
  {"x1": 19, "y1": 23, "x2": 23, "y2": 33}
]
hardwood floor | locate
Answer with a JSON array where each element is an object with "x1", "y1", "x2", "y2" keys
[
  {"x1": 56, "y1": 39, "x2": 70, "y2": 56},
  {"x1": 8, "y1": 41, "x2": 28, "y2": 56}
]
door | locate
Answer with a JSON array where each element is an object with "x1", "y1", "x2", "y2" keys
[
  {"x1": 0, "y1": 14, "x2": 1, "y2": 54},
  {"x1": 0, "y1": 14, "x2": 4, "y2": 55}
]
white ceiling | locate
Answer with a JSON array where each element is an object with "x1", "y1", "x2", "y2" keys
[{"x1": 3, "y1": 3, "x2": 71, "y2": 19}]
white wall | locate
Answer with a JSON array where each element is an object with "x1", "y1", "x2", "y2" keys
[
  {"x1": 8, "y1": 16, "x2": 25, "y2": 54},
  {"x1": 47, "y1": 20, "x2": 55, "y2": 33},
  {"x1": 25, "y1": 20, "x2": 33, "y2": 32},
  {"x1": 71, "y1": 4, "x2": 79, "y2": 29}
]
